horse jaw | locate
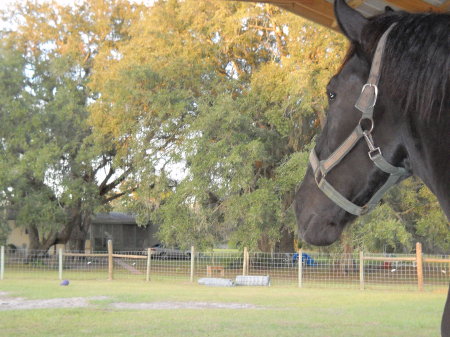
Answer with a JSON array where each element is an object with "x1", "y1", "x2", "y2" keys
[{"x1": 294, "y1": 167, "x2": 354, "y2": 246}]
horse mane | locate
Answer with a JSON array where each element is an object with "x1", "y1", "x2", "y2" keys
[{"x1": 361, "y1": 12, "x2": 449, "y2": 121}]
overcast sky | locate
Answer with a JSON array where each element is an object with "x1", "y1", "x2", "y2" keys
[
  {"x1": 0, "y1": 0, "x2": 74, "y2": 10},
  {"x1": 0, "y1": 0, "x2": 155, "y2": 11}
]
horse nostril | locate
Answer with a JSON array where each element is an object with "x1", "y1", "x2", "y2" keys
[{"x1": 329, "y1": 222, "x2": 337, "y2": 227}]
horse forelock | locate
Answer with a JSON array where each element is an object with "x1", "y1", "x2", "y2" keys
[{"x1": 360, "y1": 12, "x2": 449, "y2": 121}]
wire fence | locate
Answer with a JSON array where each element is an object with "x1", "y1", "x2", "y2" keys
[{"x1": 0, "y1": 243, "x2": 448, "y2": 291}]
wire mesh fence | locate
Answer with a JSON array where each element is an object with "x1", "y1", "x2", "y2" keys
[
  {"x1": 1, "y1": 249, "x2": 60, "y2": 280},
  {"x1": 0, "y1": 243, "x2": 448, "y2": 291},
  {"x1": 361, "y1": 253, "x2": 418, "y2": 290},
  {"x1": 195, "y1": 251, "x2": 243, "y2": 282},
  {"x1": 422, "y1": 254, "x2": 450, "y2": 288},
  {"x1": 298, "y1": 252, "x2": 360, "y2": 289}
]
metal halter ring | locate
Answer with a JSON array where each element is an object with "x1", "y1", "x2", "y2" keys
[
  {"x1": 359, "y1": 117, "x2": 374, "y2": 133},
  {"x1": 360, "y1": 83, "x2": 379, "y2": 109}
]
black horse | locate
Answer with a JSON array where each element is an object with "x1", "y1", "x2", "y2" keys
[{"x1": 294, "y1": 0, "x2": 449, "y2": 335}]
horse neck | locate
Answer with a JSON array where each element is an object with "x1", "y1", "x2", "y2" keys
[{"x1": 404, "y1": 114, "x2": 450, "y2": 219}]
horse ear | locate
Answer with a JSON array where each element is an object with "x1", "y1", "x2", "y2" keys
[
  {"x1": 385, "y1": 6, "x2": 394, "y2": 12},
  {"x1": 334, "y1": 0, "x2": 368, "y2": 44}
]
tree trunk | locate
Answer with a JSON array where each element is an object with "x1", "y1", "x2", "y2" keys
[
  {"x1": 257, "y1": 233, "x2": 272, "y2": 252},
  {"x1": 68, "y1": 210, "x2": 92, "y2": 252},
  {"x1": 275, "y1": 226, "x2": 295, "y2": 252},
  {"x1": 26, "y1": 205, "x2": 83, "y2": 252},
  {"x1": 27, "y1": 224, "x2": 42, "y2": 251},
  {"x1": 340, "y1": 232, "x2": 354, "y2": 275},
  {"x1": 26, "y1": 224, "x2": 57, "y2": 262}
]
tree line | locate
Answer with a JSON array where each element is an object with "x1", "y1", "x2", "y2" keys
[{"x1": 0, "y1": 0, "x2": 447, "y2": 254}]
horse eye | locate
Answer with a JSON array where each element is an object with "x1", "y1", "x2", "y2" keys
[{"x1": 328, "y1": 91, "x2": 336, "y2": 100}]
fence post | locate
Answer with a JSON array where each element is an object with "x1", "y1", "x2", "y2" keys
[
  {"x1": 58, "y1": 248, "x2": 63, "y2": 281},
  {"x1": 298, "y1": 249, "x2": 303, "y2": 288},
  {"x1": 146, "y1": 248, "x2": 151, "y2": 282},
  {"x1": 359, "y1": 250, "x2": 364, "y2": 290},
  {"x1": 246, "y1": 248, "x2": 250, "y2": 275},
  {"x1": 190, "y1": 246, "x2": 195, "y2": 283},
  {"x1": 108, "y1": 240, "x2": 113, "y2": 281},
  {"x1": 0, "y1": 246, "x2": 4, "y2": 280},
  {"x1": 416, "y1": 242, "x2": 424, "y2": 291},
  {"x1": 243, "y1": 247, "x2": 248, "y2": 276}
]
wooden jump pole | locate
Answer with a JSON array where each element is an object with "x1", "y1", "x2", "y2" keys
[
  {"x1": 146, "y1": 248, "x2": 151, "y2": 282},
  {"x1": 298, "y1": 249, "x2": 303, "y2": 288},
  {"x1": 108, "y1": 240, "x2": 113, "y2": 281},
  {"x1": 416, "y1": 242, "x2": 424, "y2": 291}
]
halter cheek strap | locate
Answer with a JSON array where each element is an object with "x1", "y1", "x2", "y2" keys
[{"x1": 309, "y1": 23, "x2": 410, "y2": 216}]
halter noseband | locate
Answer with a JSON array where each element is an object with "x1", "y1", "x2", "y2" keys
[{"x1": 309, "y1": 24, "x2": 410, "y2": 216}]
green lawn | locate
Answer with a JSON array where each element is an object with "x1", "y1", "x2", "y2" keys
[{"x1": 0, "y1": 279, "x2": 446, "y2": 337}]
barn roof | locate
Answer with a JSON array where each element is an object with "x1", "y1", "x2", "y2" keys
[
  {"x1": 92, "y1": 212, "x2": 137, "y2": 225},
  {"x1": 235, "y1": 0, "x2": 450, "y2": 31}
]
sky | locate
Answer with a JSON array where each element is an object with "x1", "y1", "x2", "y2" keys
[
  {"x1": 0, "y1": 0, "x2": 75, "y2": 10},
  {"x1": 0, "y1": 0, "x2": 156, "y2": 11}
]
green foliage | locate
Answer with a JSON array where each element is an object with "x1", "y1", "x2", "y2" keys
[
  {"x1": 383, "y1": 179, "x2": 449, "y2": 253},
  {"x1": 0, "y1": 0, "x2": 143, "y2": 249},
  {"x1": 93, "y1": 1, "x2": 346, "y2": 251},
  {"x1": 1, "y1": 0, "x2": 446, "y2": 254},
  {"x1": 0, "y1": 215, "x2": 10, "y2": 246},
  {"x1": 351, "y1": 204, "x2": 413, "y2": 253},
  {"x1": 92, "y1": 0, "x2": 447, "y2": 253}
]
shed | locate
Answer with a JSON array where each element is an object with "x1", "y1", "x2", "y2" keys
[{"x1": 90, "y1": 212, "x2": 159, "y2": 252}]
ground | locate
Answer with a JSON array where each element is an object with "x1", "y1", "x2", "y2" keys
[
  {"x1": 0, "y1": 291, "x2": 259, "y2": 310},
  {"x1": 0, "y1": 279, "x2": 446, "y2": 337}
]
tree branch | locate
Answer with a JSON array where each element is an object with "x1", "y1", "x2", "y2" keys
[
  {"x1": 98, "y1": 166, "x2": 115, "y2": 194},
  {"x1": 103, "y1": 187, "x2": 137, "y2": 204},
  {"x1": 99, "y1": 167, "x2": 133, "y2": 196}
]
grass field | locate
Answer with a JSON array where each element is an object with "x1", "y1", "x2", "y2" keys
[{"x1": 0, "y1": 279, "x2": 447, "y2": 337}]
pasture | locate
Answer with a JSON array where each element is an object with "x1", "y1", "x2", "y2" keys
[{"x1": 0, "y1": 279, "x2": 446, "y2": 337}]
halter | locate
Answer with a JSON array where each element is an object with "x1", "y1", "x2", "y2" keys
[{"x1": 309, "y1": 24, "x2": 410, "y2": 216}]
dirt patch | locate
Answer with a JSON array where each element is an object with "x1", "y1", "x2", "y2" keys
[
  {"x1": 0, "y1": 292, "x2": 108, "y2": 311},
  {"x1": 111, "y1": 301, "x2": 260, "y2": 310},
  {"x1": 0, "y1": 292, "x2": 260, "y2": 310}
]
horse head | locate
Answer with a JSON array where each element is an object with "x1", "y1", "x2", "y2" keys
[{"x1": 294, "y1": 0, "x2": 449, "y2": 246}]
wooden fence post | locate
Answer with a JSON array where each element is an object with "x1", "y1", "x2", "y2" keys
[
  {"x1": 298, "y1": 249, "x2": 303, "y2": 288},
  {"x1": 58, "y1": 248, "x2": 63, "y2": 281},
  {"x1": 246, "y1": 248, "x2": 250, "y2": 275},
  {"x1": 416, "y1": 242, "x2": 424, "y2": 291},
  {"x1": 359, "y1": 250, "x2": 364, "y2": 290},
  {"x1": 146, "y1": 248, "x2": 151, "y2": 282},
  {"x1": 0, "y1": 246, "x2": 4, "y2": 280},
  {"x1": 108, "y1": 240, "x2": 113, "y2": 281},
  {"x1": 190, "y1": 246, "x2": 195, "y2": 283},
  {"x1": 243, "y1": 247, "x2": 248, "y2": 276}
]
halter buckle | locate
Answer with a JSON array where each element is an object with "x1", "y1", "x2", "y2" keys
[
  {"x1": 368, "y1": 148, "x2": 382, "y2": 160},
  {"x1": 360, "y1": 83, "x2": 378, "y2": 109}
]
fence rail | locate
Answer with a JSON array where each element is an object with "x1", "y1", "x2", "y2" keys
[{"x1": 1, "y1": 241, "x2": 448, "y2": 291}]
